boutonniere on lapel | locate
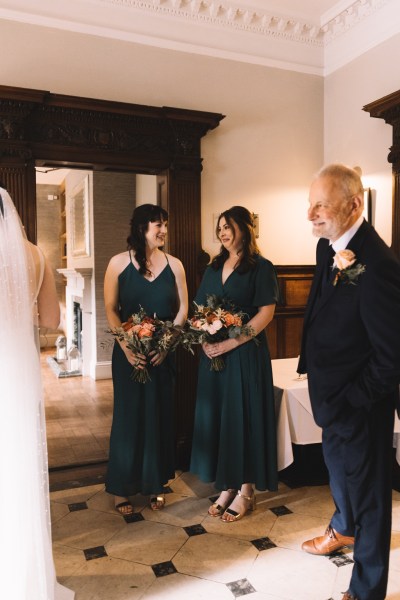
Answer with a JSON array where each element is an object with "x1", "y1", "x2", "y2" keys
[{"x1": 332, "y1": 249, "x2": 366, "y2": 286}]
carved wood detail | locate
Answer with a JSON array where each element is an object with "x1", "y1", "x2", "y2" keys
[
  {"x1": 363, "y1": 90, "x2": 400, "y2": 257},
  {"x1": 0, "y1": 84, "x2": 224, "y2": 470}
]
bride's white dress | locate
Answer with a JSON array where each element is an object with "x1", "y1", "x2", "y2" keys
[{"x1": 0, "y1": 188, "x2": 74, "y2": 599}]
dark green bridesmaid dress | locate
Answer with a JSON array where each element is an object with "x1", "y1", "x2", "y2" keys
[
  {"x1": 105, "y1": 254, "x2": 177, "y2": 496},
  {"x1": 190, "y1": 255, "x2": 280, "y2": 492}
]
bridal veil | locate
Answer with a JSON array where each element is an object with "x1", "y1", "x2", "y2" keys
[{"x1": 0, "y1": 187, "x2": 74, "y2": 599}]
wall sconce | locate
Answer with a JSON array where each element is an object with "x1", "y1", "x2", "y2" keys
[{"x1": 354, "y1": 166, "x2": 375, "y2": 226}]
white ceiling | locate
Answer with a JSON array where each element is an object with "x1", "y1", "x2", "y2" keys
[{"x1": 0, "y1": 0, "x2": 398, "y2": 75}]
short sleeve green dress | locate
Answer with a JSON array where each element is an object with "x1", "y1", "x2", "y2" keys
[
  {"x1": 190, "y1": 255, "x2": 280, "y2": 492},
  {"x1": 105, "y1": 254, "x2": 177, "y2": 497}
]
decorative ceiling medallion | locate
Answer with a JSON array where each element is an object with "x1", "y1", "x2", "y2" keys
[{"x1": 102, "y1": 0, "x2": 391, "y2": 46}]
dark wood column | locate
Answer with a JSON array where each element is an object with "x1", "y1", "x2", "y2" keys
[
  {"x1": 159, "y1": 118, "x2": 206, "y2": 468},
  {"x1": 364, "y1": 90, "x2": 400, "y2": 257}
]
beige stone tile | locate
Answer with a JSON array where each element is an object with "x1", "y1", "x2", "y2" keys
[
  {"x1": 392, "y1": 498, "x2": 400, "y2": 531},
  {"x1": 143, "y1": 494, "x2": 211, "y2": 527},
  {"x1": 170, "y1": 471, "x2": 217, "y2": 498},
  {"x1": 248, "y1": 546, "x2": 338, "y2": 600},
  {"x1": 284, "y1": 486, "x2": 335, "y2": 520},
  {"x1": 267, "y1": 512, "x2": 343, "y2": 552},
  {"x1": 173, "y1": 533, "x2": 258, "y2": 583},
  {"x1": 52, "y1": 508, "x2": 125, "y2": 549},
  {"x1": 140, "y1": 572, "x2": 233, "y2": 599},
  {"x1": 51, "y1": 500, "x2": 70, "y2": 523},
  {"x1": 387, "y1": 566, "x2": 400, "y2": 599},
  {"x1": 63, "y1": 556, "x2": 154, "y2": 600},
  {"x1": 389, "y1": 531, "x2": 400, "y2": 572},
  {"x1": 256, "y1": 484, "x2": 328, "y2": 513},
  {"x1": 51, "y1": 484, "x2": 104, "y2": 504},
  {"x1": 106, "y1": 520, "x2": 187, "y2": 564},
  {"x1": 53, "y1": 542, "x2": 87, "y2": 578}
]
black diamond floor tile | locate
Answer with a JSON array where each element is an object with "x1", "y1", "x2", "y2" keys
[
  {"x1": 269, "y1": 505, "x2": 292, "y2": 516},
  {"x1": 329, "y1": 552, "x2": 354, "y2": 566},
  {"x1": 226, "y1": 578, "x2": 256, "y2": 597},
  {"x1": 68, "y1": 501, "x2": 88, "y2": 512},
  {"x1": 152, "y1": 561, "x2": 177, "y2": 577},
  {"x1": 251, "y1": 536, "x2": 277, "y2": 551},
  {"x1": 83, "y1": 545, "x2": 108, "y2": 561},
  {"x1": 123, "y1": 512, "x2": 145, "y2": 524},
  {"x1": 184, "y1": 524, "x2": 207, "y2": 536}
]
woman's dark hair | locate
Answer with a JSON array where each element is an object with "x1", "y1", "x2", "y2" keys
[
  {"x1": 211, "y1": 206, "x2": 260, "y2": 273},
  {"x1": 127, "y1": 203, "x2": 168, "y2": 275}
]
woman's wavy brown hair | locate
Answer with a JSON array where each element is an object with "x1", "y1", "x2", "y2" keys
[{"x1": 211, "y1": 206, "x2": 260, "y2": 273}]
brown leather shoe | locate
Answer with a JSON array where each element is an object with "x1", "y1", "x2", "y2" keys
[
  {"x1": 342, "y1": 592, "x2": 358, "y2": 600},
  {"x1": 302, "y1": 525, "x2": 355, "y2": 555}
]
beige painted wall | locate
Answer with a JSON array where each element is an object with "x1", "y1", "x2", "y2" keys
[
  {"x1": 0, "y1": 19, "x2": 323, "y2": 265},
  {"x1": 324, "y1": 34, "x2": 400, "y2": 247}
]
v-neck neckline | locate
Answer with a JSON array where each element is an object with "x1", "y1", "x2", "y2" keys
[{"x1": 131, "y1": 262, "x2": 168, "y2": 284}]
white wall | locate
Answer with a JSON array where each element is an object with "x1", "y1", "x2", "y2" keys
[
  {"x1": 324, "y1": 34, "x2": 400, "y2": 247},
  {"x1": 0, "y1": 19, "x2": 323, "y2": 265},
  {"x1": 136, "y1": 175, "x2": 158, "y2": 206}
]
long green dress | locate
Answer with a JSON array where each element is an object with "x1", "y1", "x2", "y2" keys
[
  {"x1": 105, "y1": 255, "x2": 177, "y2": 496},
  {"x1": 190, "y1": 255, "x2": 280, "y2": 492}
]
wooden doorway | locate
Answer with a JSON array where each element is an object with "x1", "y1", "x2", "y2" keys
[{"x1": 0, "y1": 85, "x2": 224, "y2": 468}]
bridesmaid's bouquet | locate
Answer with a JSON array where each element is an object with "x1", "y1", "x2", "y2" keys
[
  {"x1": 182, "y1": 294, "x2": 256, "y2": 371},
  {"x1": 109, "y1": 307, "x2": 182, "y2": 383}
]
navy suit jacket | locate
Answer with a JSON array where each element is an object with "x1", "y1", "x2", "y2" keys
[{"x1": 298, "y1": 220, "x2": 400, "y2": 428}]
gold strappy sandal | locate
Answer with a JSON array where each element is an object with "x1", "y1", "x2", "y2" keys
[
  {"x1": 208, "y1": 488, "x2": 237, "y2": 517},
  {"x1": 221, "y1": 490, "x2": 256, "y2": 522},
  {"x1": 150, "y1": 495, "x2": 165, "y2": 511}
]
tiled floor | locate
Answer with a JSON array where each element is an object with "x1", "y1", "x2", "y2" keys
[
  {"x1": 41, "y1": 350, "x2": 400, "y2": 599},
  {"x1": 52, "y1": 475, "x2": 400, "y2": 600}
]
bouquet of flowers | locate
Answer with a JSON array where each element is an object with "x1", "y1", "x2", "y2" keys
[
  {"x1": 182, "y1": 294, "x2": 257, "y2": 371},
  {"x1": 109, "y1": 307, "x2": 182, "y2": 383}
]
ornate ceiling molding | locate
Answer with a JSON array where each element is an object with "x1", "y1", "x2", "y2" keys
[
  {"x1": 322, "y1": 0, "x2": 391, "y2": 44},
  {"x1": 101, "y1": 0, "x2": 391, "y2": 47},
  {"x1": 0, "y1": 0, "x2": 396, "y2": 75}
]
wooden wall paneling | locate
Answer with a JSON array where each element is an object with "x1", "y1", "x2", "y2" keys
[{"x1": 271, "y1": 266, "x2": 314, "y2": 359}]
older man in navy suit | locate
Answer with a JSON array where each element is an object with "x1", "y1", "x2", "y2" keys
[{"x1": 298, "y1": 164, "x2": 400, "y2": 600}]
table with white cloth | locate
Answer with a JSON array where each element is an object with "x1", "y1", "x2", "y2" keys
[{"x1": 272, "y1": 357, "x2": 400, "y2": 477}]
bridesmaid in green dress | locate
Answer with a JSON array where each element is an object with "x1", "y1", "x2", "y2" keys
[
  {"x1": 190, "y1": 206, "x2": 279, "y2": 522},
  {"x1": 104, "y1": 204, "x2": 188, "y2": 515}
]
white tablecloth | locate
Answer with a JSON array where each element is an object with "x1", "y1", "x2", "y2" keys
[{"x1": 272, "y1": 357, "x2": 400, "y2": 471}]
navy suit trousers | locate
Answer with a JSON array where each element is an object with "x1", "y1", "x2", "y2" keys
[{"x1": 322, "y1": 400, "x2": 395, "y2": 600}]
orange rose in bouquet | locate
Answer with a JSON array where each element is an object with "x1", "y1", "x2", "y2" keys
[
  {"x1": 110, "y1": 307, "x2": 182, "y2": 383},
  {"x1": 181, "y1": 294, "x2": 257, "y2": 371}
]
